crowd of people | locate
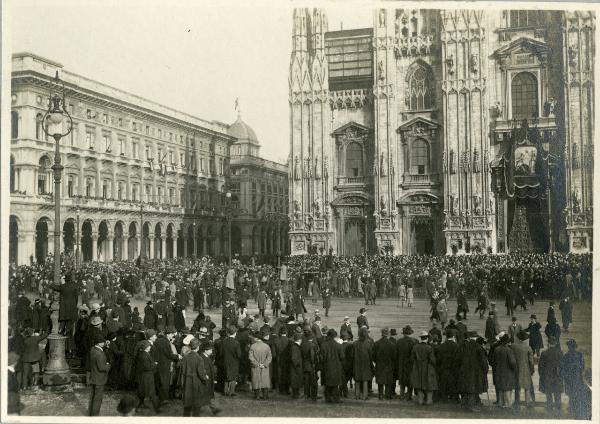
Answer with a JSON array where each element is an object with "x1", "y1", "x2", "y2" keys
[{"x1": 5, "y1": 252, "x2": 592, "y2": 418}]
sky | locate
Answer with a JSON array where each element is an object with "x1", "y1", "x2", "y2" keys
[{"x1": 10, "y1": 0, "x2": 372, "y2": 163}]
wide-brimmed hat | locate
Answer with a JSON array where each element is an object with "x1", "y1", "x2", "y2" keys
[
  {"x1": 419, "y1": 330, "x2": 429, "y2": 339},
  {"x1": 91, "y1": 303, "x2": 101, "y2": 311},
  {"x1": 359, "y1": 308, "x2": 367, "y2": 314},
  {"x1": 402, "y1": 325, "x2": 414, "y2": 335}
]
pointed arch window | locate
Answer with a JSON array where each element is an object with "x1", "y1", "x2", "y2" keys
[
  {"x1": 345, "y1": 142, "x2": 364, "y2": 177},
  {"x1": 511, "y1": 72, "x2": 538, "y2": 119},
  {"x1": 411, "y1": 139, "x2": 429, "y2": 175},
  {"x1": 406, "y1": 63, "x2": 434, "y2": 110}
]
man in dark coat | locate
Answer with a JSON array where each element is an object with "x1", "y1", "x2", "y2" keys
[
  {"x1": 546, "y1": 301, "x2": 556, "y2": 323},
  {"x1": 559, "y1": 297, "x2": 573, "y2": 333},
  {"x1": 436, "y1": 329, "x2": 460, "y2": 402},
  {"x1": 197, "y1": 339, "x2": 221, "y2": 415},
  {"x1": 457, "y1": 331, "x2": 488, "y2": 412},
  {"x1": 50, "y1": 274, "x2": 79, "y2": 336},
  {"x1": 526, "y1": 314, "x2": 544, "y2": 357},
  {"x1": 484, "y1": 311, "x2": 498, "y2": 343},
  {"x1": 221, "y1": 325, "x2": 241, "y2": 396},
  {"x1": 15, "y1": 292, "x2": 32, "y2": 330},
  {"x1": 289, "y1": 333, "x2": 304, "y2": 398},
  {"x1": 353, "y1": 327, "x2": 373, "y2": 400},
  {"x1": 492, "y1": 334, "x2": 516, "y2": 408},
  {"x1": 143, "y1": 301, "x2": 157, "y2": 330},
  {"x1": 320, "y1": 329, "x2": 344, "y2": 403},
  {"x1": 301, "y1": 329, "x2": 319, "y2": 401},
  {"x1": 560, "y1": 339, "x2": 585, "y2": 417},
  {"x1": 397, "y1": 325, "x2": 416, "y2": 400},
  {"x1": 539, "y1": 336, "x2": 563, "y2": 412},
  {"x1": 152, "y1": 331, "x2": 180, "y2": 404},
  {"x1": 455, "y1": 316, "x2": 467, "y2": 345},
  {"x1": 340, "y1": 316, "x2": 353, "y2": 341},
  {"x1": 135, "y1": 340, "x2": 160, "y2": 413},
  {"x1": 180, "y1": 338, "x2": 204, "y2": 416},
  {"x1": 275, "y1": 327, "x2": 290, "y2": 395},
  {"x1": 88, "y1": 334, "x2": 110, "y2": 416},
  {"x1": 373, "y1": 327, "x2": 396, "y2": 399},
  {"x1": 410, "y1": 331, "x2": 437, "y2": 405},
  {"x1": 357, "y1": 308, "x2": 369, "y2": 329}
]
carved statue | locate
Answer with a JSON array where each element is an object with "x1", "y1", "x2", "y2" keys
[
  {"x1": 294, "y1": 156, "x2": 300, "y2": 181},
  {"x1": 472, "y1": 149, "x2": 480, "y2": 173},
  {"x1": 449, "y1": 149, "x2": 457, "y2": 174},
  {"x1": 442, "y1": 151, "x2": 448, "y2": 173},
  {"x1": 380, "y1": 196, "x2": 387, "y2": 216},
  {"x1": 568, "y1": 45, "x2": 578, "y2": 67},
  {"x1": 572, "y1": 189, "x2": 581, "y2": 213},
  {"x1": 378, "y1": 60, "x2": 385, "y2": 82},
  {"x1": 445, "y1": 54, "x2": 454, "y2": 76},
  {"x1": 323, "y1": 156, "x2": 329, "y2": 178},
  {"x1": 314, "y1": 157, "x2": 321, "y2": 180},
  {"x1": 313, "y1": 199, "x2": 321, "y2": 218},
  {"x1": 470, "y1": 53, "x2": 479, "y2": 74},
  {"x1": 372, "y1": 158, "x2": 378, "y2": 176},
  {"x1": 473, "y1": 195, "x2": 482, "y2": 215},
  {"x1": 294, "y1": 200, "x2": 301, "y2": 219},
  {"x1": 544, "y1": 98, "x2": 557, "y2": 117},
  {"x1": 304, "y1": 157, "x2": 311, "y2": 179},
  {"x1": 490, "y1": 101, "x2": 502, "y2": 120},
  {"x1": 571, "y1": 143, "x2": 580, "y2": 169},
  {"x1": 379, "y1": 9, "x2": 386, "y2": 27},
  {"x1": 380, "y1": 154, "x2": 387, "y2": 176},
  {"x1": 452, "y1": 195, "x2": 459, "y2": 216}
]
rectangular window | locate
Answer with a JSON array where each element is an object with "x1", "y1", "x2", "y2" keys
[
  {"x1": 103, "y1": 135, "x2": 111, "y2": 152},
  {"x1": 86, "y1": 178, "x2": 92, "y2": 197},
  {"x1": 158, "y1": 129, "x2": 162, "y2": 138},
  {"x1": 199, "y1": 157, "x2": 204, "y2": 172},
  {"x1": 145, "y1": 145, "x2": 150, "y2": 160},
  {"x1": 102, "y1": 181, "x2": 108, "y2": 199},
  {"x1": 169, "y1": 188, "x2": 174, "y2": 203},
  {"x1": 146, "y1": 125, "x2": 150, "y2": 135},
  {"x1": 132, "y1": 142, "x2": 138, "y2": 159},
  {"x1": 145, "y1": 185, "x2": 151, "y2": 202},
  {"x1": 87, "y1": 109, "x2": 92, "y2": 119},
  {"x1": 67, "y1": 176, "x2": 74, "y2": 197},
  {"x1": 179, "y1": 153, "x2": 185, "y2": 167},
  {"x1": 118, "y1": 117, "x2": 123, "y2": 127},
  {"x1": 86, "y1": 132, "x2": 94, "y2": 149},
  {"x1": 133, "y1": 122, "x2": 137, "y2": 131},
  {"x1": 169, "y1": 151, "x2": 174, "y2": 164},
  {"x1": 102, "y1": 114, "x2": 108, "y2": 124},
  {"x1": 117, "y1": 183, "x2": 123, "y2": 200},
  {"x1": 132, "y1": 185, "x2": 138, "y2": 201},
  {"x1": 119, "y1": 138, "x2": 125, "y2": 155}
]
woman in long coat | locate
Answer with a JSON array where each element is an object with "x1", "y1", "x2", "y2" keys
[
  {"x1": 353, "y1": 328, "x2": 373, "y2": 400},
  {"x1": 492, "y1": 335, "x2": 517, "y2": 407},
  {"x1": 410, "y1": 332, "x2": 437, "y2": 405},
  {"x1": 249, "y1": 333, "x2": 272, "y2": 399}
]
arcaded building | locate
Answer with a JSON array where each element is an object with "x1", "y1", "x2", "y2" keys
[
  {"x1": 9, "y1": 53, "x2": 288, "y2": 265},
  {"x1": 288, "y1": 9, "x2": 594, "y2": 255}
]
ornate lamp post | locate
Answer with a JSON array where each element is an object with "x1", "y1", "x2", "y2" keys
[
  {"x1": 140, "y1": 203, "x2": 145, "y2": 265},
  {"x1": 76, "y1": 207, "x2": 80, "y2": 268},
  {"x1": 41, "y1": 71, "x2": 73, "y2": 387}
]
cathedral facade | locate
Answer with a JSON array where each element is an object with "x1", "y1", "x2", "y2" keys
[{"x1": 288, "y1": 8, "x2": 594, "y2": 256}]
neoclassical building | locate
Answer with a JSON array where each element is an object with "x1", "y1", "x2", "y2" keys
[
  {"x1": 288, "y1": 9, "x2": 594, "y2": 255},
  {"x1": 9, "y1": 52, "x2": 288, "y2": 266}
]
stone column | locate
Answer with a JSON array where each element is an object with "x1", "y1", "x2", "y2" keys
[
  {"x1": 172, "y1": 237, "x2": 178, "y2": 258},
  {"x1": 137, "y1": 235, "x2": 141, "y2": 259},
  {"x1": 148, "y1": 236, "x2": 155, "y2": 259},
  {"x1": 91, "y1": 234, "x2": 98, "y2": 261},
  {"x1": 107, "y1": 235, "x2": 114, "y2": 262},
  {"x1": 183, "y1": 237, "x2": 188, "y2": 258},
  {"x1": 161, "y1": 237, "x2": 167, "y2": 259}
]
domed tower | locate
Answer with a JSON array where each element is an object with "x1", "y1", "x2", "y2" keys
[{"x1": 228, "y1": 108, "x2": 260, "y2": 158}]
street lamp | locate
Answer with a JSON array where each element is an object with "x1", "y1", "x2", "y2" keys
[
  {"x1": 40, "y1": 70, "x2": 72, "y2": 387},
  {"x1": 225, "y1": 191, "x2": 232, "y2": 265},
  {"x1": 192, "y1": 220, "x2": 197, "y2": 258},
  {"x1": 140, "y1": 203, "x2": 145, "y2": 266}
]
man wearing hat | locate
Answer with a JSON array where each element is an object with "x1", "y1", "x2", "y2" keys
[
  {"x1": 491, "y1": 333, "x2": 517, "y2": 408},
  {"x1": 538, "y1": 336, "x2": 563, "y2": 412},
  {"x1": 249, "y1": 329, "x2": 272, "y2": 400},
  {"x1": 374, "y1": 328, "x2": 396, "y2": 400},
  {"x1": 457, "y1": 331, "x2": 488, "y2": 412},
  {"x1": 340, "y1": 316, "x2": 353, "y2": 342},
  {"x1": 221, "y1": 325, "x2": 242, "y2": 397},
  {"x1": 143, "y1": 301, "x2": 157, "y2": 330},
  {"x1": 180, "y1": 337, "x2": 203, "y2": 416},
  {"x1": 84, "y1": 315, "x2": 105, "y2": 375},
  {"x1": 357, "y1": 308, "x2": 369, "y2": 329},
  {"x1": 135, "y1": 340, "x2": 160, "y2": 413},
  {"x1": 560, "y1": 339, "x2": 585, "y2": 417},
  {"x1": 289, "y1": 332, "x2": 304, "y2": 399},
  {"x1": 50, "y1": 273, "x2": 79, "y2": 337},
  {"x1": 301, "y1": 328, "x2": 319, "y2": 401},
  {"x1": 526, "y1": 314, "x2": 543, "y2": 357},
  {"x1": 7, "y1": 351, "x2": 22, "y2": 415},
  {"x1": 510, "y1": 330, "x2": 535, "y2": 411},
  {"x1": 484, "y1": 311, "x2": 498, "y2": 342},
  {"x1": 320, "y1": 328, "x2": 344, "y2": 403},
  {"x1": 508, "y1": 316, "x2": 522, "y2": 344},
  {"x1": 397, "y1": 325, "x2": 416, "y2": 401},
  {"x1": 152, "y1": 328, "x2": 181, "y2": 405},
  {"x1": 436, "y1": 329, "x2": 460, "y2": 403},
  {"x1": 87, "y1": 332, "x2": 110, "y2": 416},
  {"x1": 410, "y1": 330, "x2": 437, "y2": 405},
  {"x1": 198, "y1": 339, "x2": 221, "y2": 415}
]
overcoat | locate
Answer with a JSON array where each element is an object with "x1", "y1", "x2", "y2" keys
[
  {"x1": 410, "y1": 342, "x2": 438, "y2": 391},
  {"x1": 526, "y1": 322, "x2": 544, "y2": 351},
  {"x1": 221, "y1": 336, "x2": 241, "y2": 382},
  {"x1": 143, "y1": 306, "x2": 157, "y2": 330},
  {"x1": 340, "y1": 323, "x2": 353, "y2": 341},
  {"x1": 135, "y1": 350, "x2": 157, "y2": 398},
  {"x1": 180, "y1": 350, "x2": 204, "y2": 407},
  {"x1": 560, "y1": 350, "x2": 584, "y2": 396},
  {"x1": 249, "y1": 339, "x2": 272, "y2": 389},
  {"x1": 457, "y1": 340, "x2": 488, "y2": 394},
  {"x1": 396, "y1": 336, "x2": 416, "y2": 386},
  {"x1": 492, "y1": 344, "x2": 517, "y2": 391},
  {"x1": 89, "y1": 346, "x2": 110, "y2": 385},
  {"x1": 289, "y1": 342, "x2": 304, "y2": 389},
  {"x1": 198, "y1": 352, "x2": 216, "y2": 405},
  {"x1": 436, "y1": 339, "x2": 459, "y2": 395},
  {"x1": 320, "y1": 338, "x2": 344, "y2": 386},
  {"x1": 510, "y1": 339, "x2": 534, "y2": 390},
  {"x1": 373, "y1": 337, "x2": 396, "y2": 385},
  {"x1": 51, "y1": 281, "x2": 79, "y2": 321},
  {"x1": 538, "y1": 345, "x2": 564, "y2": 394},
  {"x1": 152, "y1": 336, "x2": 178, "y2": 390},
  {"x1": 352, "y1": 339, "x2": 373, "y2": 381}
]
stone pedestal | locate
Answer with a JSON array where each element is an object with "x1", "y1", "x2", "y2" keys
[{"x1": 43, "y1": 308, "x2": 70, "y2": 387}]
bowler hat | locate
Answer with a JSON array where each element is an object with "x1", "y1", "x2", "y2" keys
[
  {"x1": 93, "y1": 333, "x2": 106, "y2": 345},
  {"x1": 189, "y1": 338, "x2": 200, "y2": 350},
  {"x1": 381, "y1": 327, "x2": 389, "y2": 336},
  {"x1": 419, "y1": 330, "x2": 429, "y2": 338},
  {"x1": 390, "y1": 329, "x2": 397, "y2": 336},
  {"x1": 359, "y1": 308, "x2": 367, "y2": 314},
  {"x1": 402, "y1": 325, "x2": 414, "y2": 335},
  {"x1": 530, "y1": 314, "x2": 537, "y2": 319}
]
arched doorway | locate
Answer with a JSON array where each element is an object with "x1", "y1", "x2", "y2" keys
[
  {"x1": 63, "y1": 220, "x2": 76, "y2": 258},
  {"x1": 177, "y1": 227, "x2": 183, "y2": 258},
  {"x1": 196, "y1": 225, "x2": 203, "y2": 257},
  {"x1": 128, "y1": 222, "x2": 138, "y2": 260},
  {"x1": 82, "y1": 220, "x2": 93, "y2": 261},
  {"x1": 35, "y1": 218, "x2": 49, "y2": 263},
  {"x1": 187, "y1": 225, "x2": 195, "y2": 257},
  {"x1": 154, "y1": 223, "x2": 162, "y2": 259},
  {"x1": 413, "y1": 220, "x2": 434, "y2": 255},
  {"x1": 9, "y1": 215, "x2": 18, "y2": 264},
  {"x1": 98, "y1": 221, "x2": 110, "y2": 262},
  {"x1": 344, "y1": 219, "x2": 365, "y2": 256},
  {"x1": 114, "y1": 222, "x2": 124, "y2": 261}
]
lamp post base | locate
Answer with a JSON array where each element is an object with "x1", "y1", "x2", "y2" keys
[{"x1": 43, "y1": 334, "x2": 71, "y2": 387}]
